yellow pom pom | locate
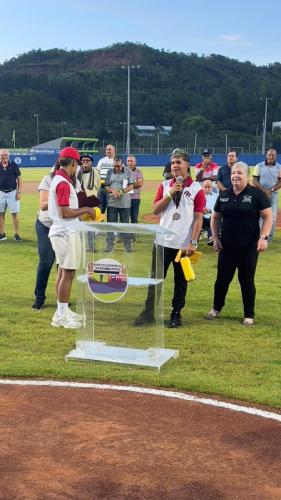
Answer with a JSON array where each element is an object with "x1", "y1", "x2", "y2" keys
[
  {"x1": 80, "y1": 213, "x2": 94, "y2": 222},
  {"x1": 94, "y1": 207, "x2": 101, "y2": 218}
]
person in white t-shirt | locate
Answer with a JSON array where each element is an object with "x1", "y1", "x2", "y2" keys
[
  {"x1": 96, "y1": 144, "x2": 115, "y2": 213},
  {"x1": 202, "y1": 179, "x2": 218, "y2": 245},
  {"x1": 135, "y1": 148, "x2": 206, "y2": 328},
  {"x1": 32, "y1": 166, "x2": 58, "y2": 310}
]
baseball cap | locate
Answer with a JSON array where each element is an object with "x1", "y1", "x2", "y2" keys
[
  {"x1": 202, "y1": 148, "x2": 211, "y2": 156},
  {"x1": 171, "y1": 148, "x2": 190, "y2": 162},
  {"x1": 80, "y1": 154, "x2": 94, "y2": 162},
  {"x1": 59, "y1": 147, "x2": 81, "y2": 161}
]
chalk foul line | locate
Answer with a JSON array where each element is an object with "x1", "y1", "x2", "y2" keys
[{"x1": 0, "y1": 379, "x2": 280, "y2": 423}]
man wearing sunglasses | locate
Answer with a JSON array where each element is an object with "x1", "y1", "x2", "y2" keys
[
  {"x1": 135, "y1": 149, "x2": 205, "y2": 328},
  {"x1": 77, "y1": 154, "x2": 101, "y2": 252},
  {"x1": 195, "y1": 148, "x2": 219, "y2": 185}
]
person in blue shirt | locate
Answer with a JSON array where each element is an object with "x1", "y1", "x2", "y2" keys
[
  {"x1": 216, "y1": 151, "x2": 237, "y2": 191},
  {"x1": 0, "y1": 149, "x2": 23, "y2": 241}
]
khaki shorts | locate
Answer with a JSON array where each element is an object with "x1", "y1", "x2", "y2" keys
[{"x1": 50, "y1": 232, "x2": 81, "y2": 270}]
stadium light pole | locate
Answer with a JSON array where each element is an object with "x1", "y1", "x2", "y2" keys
[
  {"x1": 193, "y1": 132, "x2": 198, "y2": 154},
  {"x1": 260, "y1": 97, "x2": 272, "y2": 154},
  {"x1": 120, "y1": 121, "x2": 126, "y2": 152},
  {"x1": 33, "y1": 113, "x2": 40, "y2": 145},
  {"x1": 121, "y1": 64, "x2": 140, "y2": 154}
]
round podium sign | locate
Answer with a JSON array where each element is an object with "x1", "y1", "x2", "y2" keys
[{"x1": 87, "y1": 258, "x2": 128, "y2": 303}]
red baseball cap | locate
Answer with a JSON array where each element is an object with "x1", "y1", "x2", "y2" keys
[{"x1": 59, "y1": 147, "x2": 80, "y2": 161}]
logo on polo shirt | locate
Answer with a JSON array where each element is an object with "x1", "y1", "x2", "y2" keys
[
  {"x1": 242, "y1": 195, "x2": 252, "y2": 203},
  {"x1": 183, "y1": 190, "x2": 194, "y2": 205},
  {"x1": 220, "y1": 197, "x2": 229, "y2": 202}
]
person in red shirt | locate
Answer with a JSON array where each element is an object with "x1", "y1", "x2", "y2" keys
[
  {"x1": 194, "y1": 148, "x2": 219, "y2": 184},
  {"x1": 48, "y1": 147, "x2": 97, "y2": 329},
  {"x1": 135, "y1": 148, "x2": 205, "y2": 328}
]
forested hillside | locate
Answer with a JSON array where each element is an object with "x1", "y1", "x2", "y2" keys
[{"x1": 0, "y1": 42, "x2": 281, "y2": 150}]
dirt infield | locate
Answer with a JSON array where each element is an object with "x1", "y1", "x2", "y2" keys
[{"x1": 1, "y1": 382, "x2": 280, "y2": 499}]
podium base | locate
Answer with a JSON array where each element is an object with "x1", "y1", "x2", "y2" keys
[{"x1": 65, "y1": 341, "x2": 179, "y2": 371}]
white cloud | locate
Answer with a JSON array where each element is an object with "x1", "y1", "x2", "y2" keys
[{"x1": 221, "y1": 34, "x2": 243, "y2": 42}]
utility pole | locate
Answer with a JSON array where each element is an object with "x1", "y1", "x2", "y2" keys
[
  {"x1": 261, "y1": 97, "x2": 272, "y2": 154},
  {"x1": 120, "y1": 121, "x2": 126, "y2": 152},
  {"x1": 193, "y1": 133, "x2": 198, "y2": 154},
  {"x1": 121, "y1": 64, "x2": 140, "y2": 154},
  {"x1": 33, "y1": 113, "x2": 40, "y2": 144},
  {"x1": 61, "y1": 121, "x2": 67, "y2": 136}
]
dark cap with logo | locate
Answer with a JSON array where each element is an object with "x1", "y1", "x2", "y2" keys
[{"x1": 202, "y1": 148, "x2": 211, "y2": 156}]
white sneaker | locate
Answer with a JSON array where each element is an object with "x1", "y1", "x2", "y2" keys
[
  {"x1": 51, "y1": 311, "x2": 82, "y2": 329},
  {"x1": 205, "y1": 308, "x2": 219, "y2": 320},
  {"x1": 242, "y1": 317, "x2": 254, "y2": 326},
  {"x1": 66, "y1": 308, "x2": 84, "y2": 321}
]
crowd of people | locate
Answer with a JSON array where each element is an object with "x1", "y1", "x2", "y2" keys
[{"x1": 0, "y1": 144, "x2": 279, "y2": 329}]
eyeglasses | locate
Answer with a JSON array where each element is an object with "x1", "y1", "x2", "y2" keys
[{"x1": 82, "y1": 159, "x2": 91, "y2": 162}]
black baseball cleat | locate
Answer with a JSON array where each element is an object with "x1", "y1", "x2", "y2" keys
[
  {"x1": 134, "y1": 309, "x2": 154, "y2": 326},
  {"x1": 168, "y1": 310, "x2": 182, "y2": 328}
]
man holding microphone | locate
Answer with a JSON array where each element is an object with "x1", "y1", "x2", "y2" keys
[{"x1": 135, "y1": 148, "x2": 205, "y2": 328}]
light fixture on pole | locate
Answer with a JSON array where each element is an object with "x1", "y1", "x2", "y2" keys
[
  {"x1": 260, "y1": 97, "x2": 272, "y2": 154},
  {"x1": 33, "y1": 113, "x2": 40, "y2": 145},
  {"x1": 121, "y1": 64, "x2": 140, "y2": 154}
]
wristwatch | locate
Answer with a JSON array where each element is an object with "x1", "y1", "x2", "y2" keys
[
  {"x1": 191, "y1": 239, "x2": 198, "y2": 246},
  {"x1": 270, "y1": 187, "x2": 275, "y2": 192},
  {"x1": 260, "y1": 235, "x2": 268, "y2": 240}
]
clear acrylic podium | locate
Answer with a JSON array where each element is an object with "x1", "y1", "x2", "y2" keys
[{"x1": 65, "y1": 221, "x2": 179, "y2": 370}]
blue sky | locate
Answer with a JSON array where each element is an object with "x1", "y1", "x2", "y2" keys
[{"x1": 1, "y1": 0, "x2": 280, "y2": 66}]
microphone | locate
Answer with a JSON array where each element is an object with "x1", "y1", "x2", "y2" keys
[{"x1": 174, "y1": 176, "x2": 184, "y2": 208}]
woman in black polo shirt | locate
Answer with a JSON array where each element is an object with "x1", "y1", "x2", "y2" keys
[{"x1": 206, "y1": 161, "x2": 272, "y2": 326}]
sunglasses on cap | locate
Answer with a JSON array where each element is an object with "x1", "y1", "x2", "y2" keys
[{"x1": 171, "y1": 148, "x2": 189, "y2": 162}]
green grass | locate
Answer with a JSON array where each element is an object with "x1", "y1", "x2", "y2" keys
[
  {"x1": 21, "y1": 167, "x2": 50, "y2": 181},
  {"x1": 21, "y1": 166, "x2": 164, "y2": 182},
  {"x1": 0, "y1": 169, "x2": 280, "y2": 410}
]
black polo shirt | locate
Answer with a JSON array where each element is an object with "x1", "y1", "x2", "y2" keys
[
  {"x1": 0, "y1": 161, "x2": 21, "y2": 191},
  {"x1": 214, "y1": 184, "x2": 270, "y2": 247}
]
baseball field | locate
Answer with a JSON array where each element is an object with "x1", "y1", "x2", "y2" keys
[
  {"x1": 1, "y1": 167, "x2": 280, "y2": 498},
  {"x1": 0, "y1": 167, "x2": 280, "y2": 409}
]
